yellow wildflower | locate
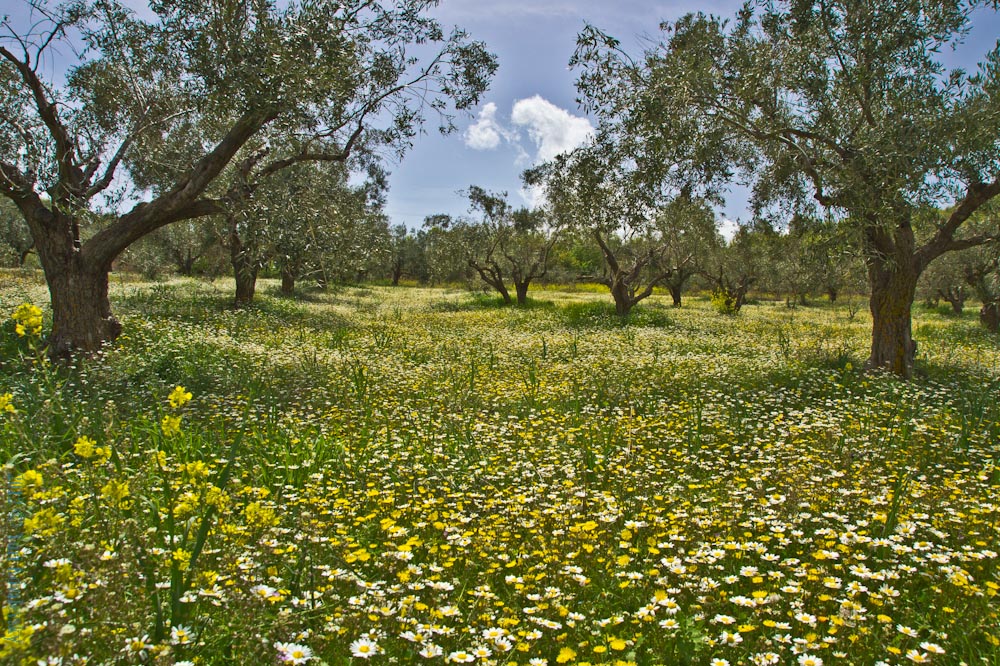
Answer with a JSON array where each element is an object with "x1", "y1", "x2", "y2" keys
[
  {"x1": 168, "y1": 385, "x2": 192, "y2": 408},
  {"x1": 557, "y1": 646, "x2": 577, "y2": 663},
  {"x1": 100, "y1": 479, "x2": 131, "y2": 508},
  {"x1": 609, "y1": 638, "x2": 627, "y2": 651},
  {"x1": 23, "y1": 506, "x2": 65, "y2": 537},
  {"x1": 73, "y1": 435, "x2": 97, "y2": 459},
  {"x1": 0, "y1": 392, "x2": 15, "y2": 414},
  {"x1": 11, "y1": 303, "x2": 43, "y2": 337},
  {"x1": 161, "y1": 415, "x2": 182, "y2": 437},
  {"x1": 13, "y1": 469, "x2": 43, "y2": 497},
  {"x1": 172, "y1": 549, "x2": 192, "y2": 572}
]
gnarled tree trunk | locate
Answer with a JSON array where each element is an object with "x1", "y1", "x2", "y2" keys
[
  {"x1": 610, "y1": 279, "x2": 635, "y2": 317},
  {"x1": 230, "y1": 227, "x2": 259, "y2": 308},
  {"x1": 30, "y1": 209, "x2": 120, "y2": 357},
  {"x1": 981, "y1": 301, "x2": 1000, "y2": 333},
  {"x1": 668, "y1": 284, "x2": 682, "y2": 307},
  {"x1": 514, "y1": 280, "x2": 529, "y2": 305},
  {"x1": 867, "y1": 259, "x2": 918, "y2": 378},
  {"x1": 45, "y1": 262, "x2": 121, "y2": 358}
]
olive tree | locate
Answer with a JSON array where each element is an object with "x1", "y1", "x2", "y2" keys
[
  {"x1": 451, "y1": 186, "x2": 558, "y2": 305},
  {"x1": 572, "y1": 1, "x2": 1000, "y2": 377},
  {"x1": 0, "y1": 0, "x2": 495, "y2": 356},
  {"x1": 526, "y1": 143, "x2": 720, "y2": 316}
]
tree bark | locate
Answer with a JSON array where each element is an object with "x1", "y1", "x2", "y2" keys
[
  {"x1": 981, "y1": 301, "x2": 1000, "y2": 333},
  {"x1": 827, "y1": 287, "x2": 838, "y2": 303},
  {"x1": 610, "y1": 280, "x2": 634, "y2": 316},
  {"x1": 230, "y1": 230, "x2": 258, "y2": 308},
  {"x1": 234, "y1": 264, "x2": 258, "y2": 307},
  {"x1": 29, "y1": 210, "x2": 120, "y2": 357},
  {"x1": 496, "y1": 282, "x2": 512, "y2": 304},
  {"x1": 515, "y1": 280, "x2": 529, "y2": 305},
  {"x1": 668, "y1": 284, "x2": 682, "y2": 307},
  {"x1": 281, "y1": 265, "x2": 295, "y2": 295},
  {"x1": 867, "y1": 260, "x2": 918, "y2": 378},
  {"x1": 45, "y1": 263, "x2": 121, "y2": 358}
]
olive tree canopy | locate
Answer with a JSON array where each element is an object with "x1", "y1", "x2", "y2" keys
[
  {"x1": 572, "y1": 0, "x2": 1000, "y2": 377},
  {"x1": 0, "y1": 0, "x2": 495, "y2": 356}
]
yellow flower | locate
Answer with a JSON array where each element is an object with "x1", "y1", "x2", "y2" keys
[
  {"x1": 13, "y1": 469, "x2": 43, "y2": 496},
  {"x1": 0, "y1": 392, "x2": 15, "y2": 414},
  {"x1": 608, "y1": 638, "x2": 627, "y2": 651},
  {"x1": 172, "y1": 549, "x2": 192, "y2": 572},
  {"x1": 557, "y1": 646, "x2": 577, "y2": 663},
  {"x1": 100, "y1": 479, "x2": 131, "y2": 508},
  {"x1": 73, "y1": 435, "x2": 97, "y2": 459},
  {"x1": 167, "y1": 385, "x2": 192, "y2": 408},
  {"x1": 245, "y1": 501, "x2": 279, "y2": 529},
  {"x1": 161, "y1": 415, "x2": 182, "y2": 437},
  {"x1": 11, "y1": 303, "x2": 43, "y2": 337},
  {"x1": 23, "y1": 506, "x2": 65, "y2": 537}
]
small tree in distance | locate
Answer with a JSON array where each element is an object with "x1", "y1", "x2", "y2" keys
[{"x1": 461, "y1": 186, "x2": 558, "y2": 305}]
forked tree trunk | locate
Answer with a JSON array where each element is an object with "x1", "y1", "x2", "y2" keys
[
  {"x1": 867, "y1": 261, "x2": 918, "y2": 378},
  {"x1": 470, "y1": 261, "x2": 512, "y2": 304},
  {"x1": 827, "y1": 287, "x2": 838, "y2": 303},
  {"x1": 515, "y1": 281, "x2": 529, "y2": 305},
  {"x1": 29, "y1": 208, "x2": 121, "y2": 357},
  {"x1": 938, "y1": 288, "x2": 965, "y2": 315},
  {"x1": 610, "y1": 280, "x2": 635, "y2": 317}
]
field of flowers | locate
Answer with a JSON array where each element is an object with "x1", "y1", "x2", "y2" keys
[{"x1": 1, "y1": 270, "x2": 999, "y2": 665}]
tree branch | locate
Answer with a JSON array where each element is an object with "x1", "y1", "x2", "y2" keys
[
  {"x1": 0, "y1": 45, "x2": 82, "y2": 197},
  {"x1": 916, "y1": 177, "x2": 1000, "y2": 271},
  {"x1": 82, "y1": 107, "x2": 277, "y2": 266}
]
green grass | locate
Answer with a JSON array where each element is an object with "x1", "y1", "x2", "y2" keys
[{"x1": 1, "y1": 271, "x2": 999, "y2": 665}]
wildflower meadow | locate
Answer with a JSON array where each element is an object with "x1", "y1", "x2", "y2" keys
[{"x1": 1, "y1": 272, "x2": 998, "y2": 665}]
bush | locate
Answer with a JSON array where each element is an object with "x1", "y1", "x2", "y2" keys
[{"x1": 710, "y1": 289, "x2": 739, "y2": 315}]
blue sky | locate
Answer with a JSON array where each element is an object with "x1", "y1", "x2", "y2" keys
[
  {"x1": 386, "y1": 0, "x2": 1000, "y2": 231},
  {"x1": 387, "y1": 0, "x2": 749, "y2": 229}
]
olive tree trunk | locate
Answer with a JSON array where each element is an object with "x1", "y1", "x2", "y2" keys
[
  {"x1": 981, "y1": 302, "x2": 1000, "y2": 333},
  {"x1": 45, "y1": 261, "x2": 121, "y2": 357},
  {"x1": 514, "y1": 280, "x2": 529, "y2": 305},
  {"x1": 866, "y1": 258, "x2": 918, "y2": 378},
  {"x1": 668, "y1": 284, "x2": 682, "y2": 307},
  {"x1": 230, "y1": 231, "x2": 259, "y2": 308},
  {"x1": 281, "y1": 265, "x2": 296, "y2": 295}
]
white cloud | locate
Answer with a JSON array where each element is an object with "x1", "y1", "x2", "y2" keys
[
  {"x1": 718, "y1": 218, "x2": 740, "y2": 243},
  {"x1": 519, "y1": 184, "x2": 547, "y2": 209},
  {"x1": 511, "y1": 95, "x2": 594, "y2": 162},
  {"x1": 464, "y1": 103, "x2": 507, "y2": 151}
]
